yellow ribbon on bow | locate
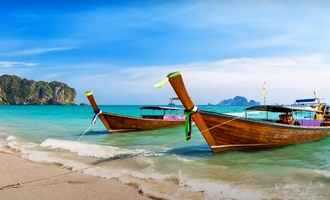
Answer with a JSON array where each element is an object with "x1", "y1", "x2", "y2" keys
[{"x1": 153, "y1": 77, "x2": 168, "y2": 89}]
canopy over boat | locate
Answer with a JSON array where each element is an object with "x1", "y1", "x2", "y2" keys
[
  {"x1": 295, "y1": 98, "x2": 319, "y2": 104},
  {"x1": 246, "y1": 105, "x2": 317, "y2": 113},
  {"x1": 140, "y1": 106, "x2": 183, "y2": 111}
]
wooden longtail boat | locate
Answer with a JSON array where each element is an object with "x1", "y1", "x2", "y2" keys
[
  {"x1": 85, "y1": 91, "x2": 185, "y2": 132},
  {"x1": 166, "y1": 72, "x2": 330, "y2": 152}
]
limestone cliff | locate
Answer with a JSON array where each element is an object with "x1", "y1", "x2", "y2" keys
[
  {"x1": 217, "y1": 96, "x2": 260, "y2": 106},
  {"x1": 0, "y1": 75, "x2": 76, "y2": 105}
]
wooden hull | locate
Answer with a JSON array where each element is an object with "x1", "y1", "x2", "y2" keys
[
  {"x1": 199, "y1": 111, "x2": 330, "y2": 152},
  {"x1": 166, "y1": 72, "x2": 330, "y2": 153},
  {"x1": 100, "y1": 112, "x2": 184, "y2": 132},
  {"x1": 84, "y1": 91, "x2": 184, "y2": 133}
]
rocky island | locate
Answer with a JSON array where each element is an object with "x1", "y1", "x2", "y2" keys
[
  {"x1": 0, "y1": 74, "x2": 76, "y2": 105},
  {"x1": 216, "y1": 96, "x2": 260, "y2": 106}
]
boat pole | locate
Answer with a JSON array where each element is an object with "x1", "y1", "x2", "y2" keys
[
  {"x1": 167, "y1": 72, "x2": 216, "y2": 149},
  {"x1": 84, "y1": 91, "x2": 112, "y2": 131},
  {"x1": 85, "y1": 91, "x2": 101, "y2": 113}
]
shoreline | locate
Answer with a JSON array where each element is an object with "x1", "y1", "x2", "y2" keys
[
  {"x1": 0, "y1": 140, "x2": 204, "y2": 200},
  {"x1": 1, "y1": 104, "x2": 330, "y2": 200},
  {"x1": 0, "y1": 149, "x2": 150, "y2": 200}
]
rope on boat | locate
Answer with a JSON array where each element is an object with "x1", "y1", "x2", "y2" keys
[
  {"x1": 78, "y1": 110, "x2": 102, "y2": 141},
  {"x1": 200, "y1": 116, "x2": 241, "y2": 134},
  {"x1": 186, "y1": 106, "x2": 241, "y2": 136}
]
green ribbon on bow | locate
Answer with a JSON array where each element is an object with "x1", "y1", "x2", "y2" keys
[{"x1": 184, "y1": 110, "x2": 193, "y2": 141}]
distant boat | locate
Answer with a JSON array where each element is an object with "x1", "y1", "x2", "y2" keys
[
  {"x1": 166, "y1": 72, "x2": 330, "y2": 152},
  {"x1": 168, "y1": 97, "x2": 180, "y2": 106},
  {"x1": 291, "y1": 98, "x2": 321, "y2": 107},
  {"x1": 85, "y1": 91, "x2": 185, "y2": 132}
]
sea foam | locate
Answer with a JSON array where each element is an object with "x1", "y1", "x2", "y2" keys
[
  {"x1": 3, "y1": 136, "x2": 277, "y2": 200},
  {"x1": 40, "y1": 138, "x2": 148, "y2": 159},
  {"x1": 8, "y1": 138, "x2": 205, "y2": 199}
]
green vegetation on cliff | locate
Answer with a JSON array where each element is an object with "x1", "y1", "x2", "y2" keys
[{"x1": 0, "y1": 75, "x2": 76, "y2": 105}]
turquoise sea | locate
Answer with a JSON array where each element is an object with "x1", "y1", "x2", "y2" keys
[{"x1": 0, "y1": 105, "x2": 330, "y2": 199}]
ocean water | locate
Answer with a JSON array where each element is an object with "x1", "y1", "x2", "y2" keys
[{"x1": 1, "y1": 105, "x2": 330, "y2": 199}]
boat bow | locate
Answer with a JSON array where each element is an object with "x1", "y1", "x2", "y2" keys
[
  {"x1": 166, "y1": 72, "x2": 330, "y2": 152},
  {"x1": 167, "y1": 72, "x2": 217, "y2": 148},
  {"x1": 85, "y1": 91, "x2": 112, "y2": 130}
]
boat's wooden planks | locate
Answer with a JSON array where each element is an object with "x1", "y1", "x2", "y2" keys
[
  {"x1": 167, "y1": 72, "x2": 330, "y2": 153},
  {"x1": 201, "y1": 112, "x2": 329, "y2": 148},
  {"x1": 101, "y1": 112, "x2": 184, "y2": 132},
  {"x1": 85, "y1": 91, "x2": 184, "y2": 133}
]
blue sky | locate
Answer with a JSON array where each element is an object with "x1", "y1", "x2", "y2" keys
[{"x1": 0, "y1": 1, "x2": 329, "y2": 104}]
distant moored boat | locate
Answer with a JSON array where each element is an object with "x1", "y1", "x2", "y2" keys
[{"x1": 85, "y1": 91, "x2": 185, "y2": 132}]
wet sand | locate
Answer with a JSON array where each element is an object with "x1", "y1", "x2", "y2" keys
[
  {"x1": 0, "y1": 150, "x2": 150, "y2": 200},
  {"x1": 0, "y1": 148, "x2": 204, "y2": 200}
]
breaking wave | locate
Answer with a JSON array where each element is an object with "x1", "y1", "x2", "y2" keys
[
  {"x1": 2, "y1": 136, "x2": 206, "y2": 199},
  {"x1": 4, "y1": 135, "x2": 325, "y2": 200},
  {"x1": 40, "y1": 138, "x2": 148, "y2": 159}
]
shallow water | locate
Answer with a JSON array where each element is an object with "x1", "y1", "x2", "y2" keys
[{"x1": 0, "y1": 105, "x2": 330, "y2": 199}]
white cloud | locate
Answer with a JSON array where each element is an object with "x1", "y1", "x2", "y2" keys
[
  {"x1": 1, "y1": 47, "x2": 76, "y2": 56},
  {"x1": 0, "y1": 61, "x2": 38, "y2": 68},
  {"x1": 67, "y1": 54, "x2": 330, "y2": 105}
]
